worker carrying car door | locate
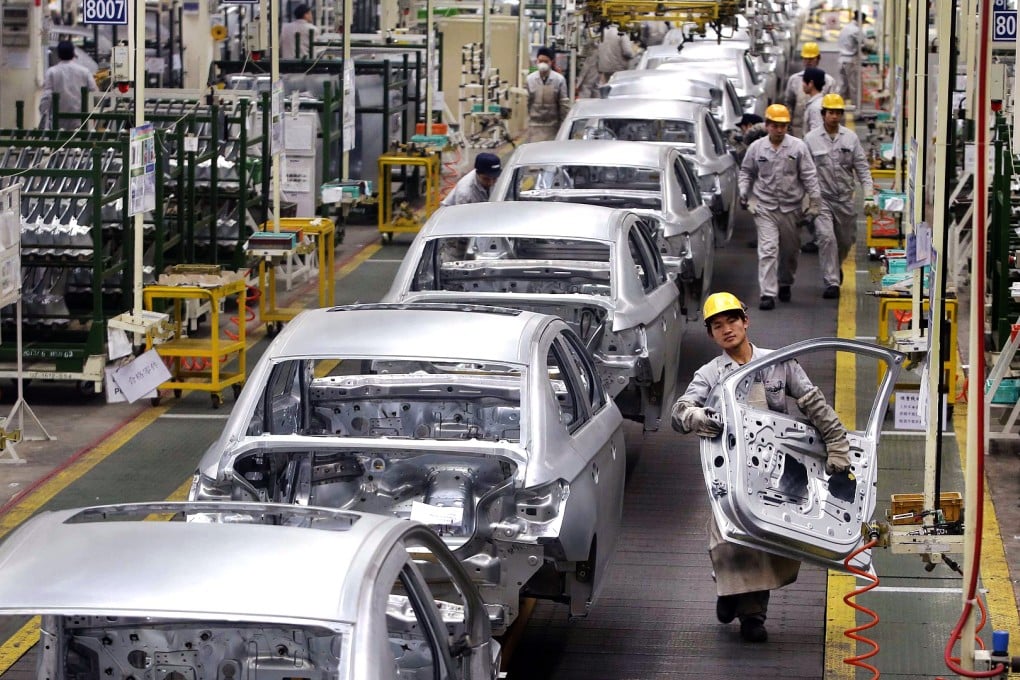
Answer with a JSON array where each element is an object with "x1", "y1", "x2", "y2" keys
[
  {"x1": 440, "y1": 153, "x2": 502, "y2": 206},
  {"x1": 526, "y1": 46, "x2": 571, "y2": 143},
  {"x1": 671, "y1": 291, "x2": 851, "y2": 644},
  {"x1": 803, "y1": 93, "x2": 875, "y2": 300},
  {"x1": 738, "y1": 104, "x2": 822, "y2": 310}
]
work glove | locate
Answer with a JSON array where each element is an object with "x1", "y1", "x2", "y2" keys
[
  {"x1": 795, "y1": 387, "x2": 851, "y2": 475},
  {"x1": 804, "y1": 197, "x2": 822, "y2": 220},
  {"x1": 863, "y1": 196, "x2": 878, "y2": 217},
  {"x1": 671, "y1": 400, "x2": 723, "y2": 437},
  {"x1": 739, "y1": 195, "x2": 749, "y2": 211}
]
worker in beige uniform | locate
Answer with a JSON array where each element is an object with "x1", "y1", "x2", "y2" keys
[
  {"x1": 40, "y1": 40, "x2": 98, "y2": 130},
  {"x1": 525, "y1": 46, "x2": 571, "y2": 143},
  {"x1": 738, "y1": 104, "x2": 822, "y2": 310},
  {"x1": 596, "y1": 22, "x2": 634, "y2": 84},
  {"x1": 280, "y1": 4, "x2": 318, "y2": 59},
  {"x1": 671, "y1": 292, "x2": 851, "y2": 643},
  {"x1": 837, "y1": 11, "x2": 863, "y2": 108},
  {"x1": 801, "y1": 67, "x2": 827, "y2": 135},
  {"x1": 784, "y1": 42, "x2": 835, "y2": 137},
  {"x1": 804, "y1": 94, "x2": 874, "y2": 299}
]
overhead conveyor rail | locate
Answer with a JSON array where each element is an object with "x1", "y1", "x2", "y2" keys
[{"x1": 580, "y1": 0, "x2": 740, "y2": 34}]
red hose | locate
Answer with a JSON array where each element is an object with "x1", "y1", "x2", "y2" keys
[
  {"x1": 843, "y1": 537, "x2": 881, "y2": 678},
  {"x1": 937, "y1": 2, "x2": 1005, "y2": 676}
]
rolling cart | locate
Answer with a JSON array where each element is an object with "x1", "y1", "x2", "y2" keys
[
  {"x1": 144, "y1": 278, "x2": 247, "y2": 408},
  {"x1": 255, "y1": 217, "x2": 337, "y2": 336}
]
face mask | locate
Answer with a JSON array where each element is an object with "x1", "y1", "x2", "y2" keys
[{"x1": 537, "y1": 62, "x2": 551, "y2": 73}]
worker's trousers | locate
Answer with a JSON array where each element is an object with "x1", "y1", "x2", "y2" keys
[
  {"x1": 816, "y1": 197, "x2": 858, "y2": 287},
  {"x1": 839, "y1": 59, "x2": 860, "y2": 107},
  {"x1": 754, "y1": 208, "x2": 802, "y2": 298},
  {"x1": 525, "y1": 125, "x2": 559, "y2": 143}
]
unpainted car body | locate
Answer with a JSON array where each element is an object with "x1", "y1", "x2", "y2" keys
[
  {"x1": 556, "y1": 99, "x2": 738, "y2": 244},
  {"x1": 192, "y1": 304, "x2": 627, "y2": 633},
  {"x1": 383, "y1": 203, "x2": 686, "y2": 429},
  {"x1": 0, "y1": 502, "x2": 500, "y2": 680},
  {"x1": 602, "y1": 69, "x2": 744, "y2": 134},
  {"x1": 701, "y1": 339, "x2": 905, "y2": 570},
  {"x1": 489, "y1": 140, "x2": 715, "y2": 299},
  {"x1": 650, "y1": 50, "x2": 768, "y2": 116},
  {"x1": 642, "y1": 42, "x2": 777, "y2": 105}
]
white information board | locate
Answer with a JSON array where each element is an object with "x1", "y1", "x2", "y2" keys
[{"x1": 0, "y1": 185, "x2": 21, "y2": 310}]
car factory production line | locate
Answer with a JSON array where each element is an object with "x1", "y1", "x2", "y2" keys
[{"x1": 0, "y1": 214, "x2": 1017, "y2": 679}]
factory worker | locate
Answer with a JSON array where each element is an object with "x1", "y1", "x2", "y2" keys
[
  {"x1": 837, "y1": 11, "x2": 863, "y2": 108},
  {"x1": 783, "y1": 42, "x2": 834, "y2": 136},
  {"x1": 440, "y1": 153, "x2": 502, "y2": 206},
  {"x1": 801, "y1": 67, "x2": 828, "y2": 135},
  {"x1": 40, "y1": 40, "x2": 98, "y2": 131},
  {"x1": 738, "y1": 104, "x2": 822, "y2": 310},
  {"x1": 280, "y1": 4, "x2": 318, "y2": 59},
  {"x1": 671, "y1": 291, "x2": 851, "y2": 643},
  {"x1": 595, "y1": 22, "x2": 634, "y2": 84},
  {"x1": 804, "y1": 93, "x2": 874, "y2": 299},
  {"x1": 526, "y1": 46, "x2": 571, "y2": 143}
]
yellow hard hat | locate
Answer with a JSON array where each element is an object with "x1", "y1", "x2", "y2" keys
[
  {"x1": 765, "y1": 104, "x2": 791, "y2": 123},
  {"x1": 801, "y1": 42, "x2": 821, "y2": 59},
  {"x1": 821, "y1": 93, "x2": 846, "y2": 110},
  {"x1": 703, "y1": 292, "x2": 746, "y2": 324}
]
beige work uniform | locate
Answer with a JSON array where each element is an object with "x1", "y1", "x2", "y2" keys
[
  {"x1": 738, "y1": 135, "x2": 822, "y2": 299},
  {"x1": 784, "y1": 70, "x2": 835, "y2": 137},
  {"x1": 526, "y1": 69, "x2": 570, "y2": 143},
  {"x1": 672, "y1": 345, "x2": 815, "y2": 617},
  {"x1": 596, "y1": 26, "x2": 634, "y2": 82},
  {"x1": 804, "y1": 124, "x2": 874, "y2": 287}
]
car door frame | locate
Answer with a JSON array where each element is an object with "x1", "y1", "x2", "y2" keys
[
  {"x1": 546, "y1": 328, "x2": 626, "y2": 613},
  {"x1": 700, "y1": 338, "x2": 906, "y2": 570}
]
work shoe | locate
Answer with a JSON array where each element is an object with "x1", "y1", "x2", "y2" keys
[
  {"x1": 740, "y1": 617, "x2": 768, "y2": 643},
  {"x1": 801, "y1": 241, "x2": 819, "y2": 254},
  {"x1": 716, "y1": 596, "x2": 738, "y2": 624},
  {"x1": 778, "y1": 286, "x2": 791, "y2": 302},
  {"x1": 759, "y1": 296, "x2": 775, "y2": 310},
  {"x1": 823, "y1": 285, "x2": 840, "y2": 299}
]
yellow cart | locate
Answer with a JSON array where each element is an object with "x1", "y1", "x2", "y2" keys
[
  {"x1": 377, "y1": 150, "x2": 440, "y2": 243},
  {"x1": 256, "y1": 217, "x2": 337, "y2": 336},
  {"x1": 144, "y1": 278, "x2": 247, "y2": 408},
  {"x1": 876, "y1": 295, "x2": 959, "y2": 405}
]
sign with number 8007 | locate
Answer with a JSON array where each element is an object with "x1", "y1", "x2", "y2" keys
[{"x1": 82, "y1": 0, "x2": 127, "y2": 25}]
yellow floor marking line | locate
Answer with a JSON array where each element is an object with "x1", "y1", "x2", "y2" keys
[
  {"x1": 952, "y1": 405, "x2": 1020, "y2": 654},
  {"x1": 0, "y1": 405, "x2": 169, "y2": 542},
  {"x1": 0, "y1": 617, "x2": 39, "y2": 676},
  {"x1": 0, "y1": 478, "x2": 193, "y2": 675},
  {"x1": 0, "y1": 242, "x2": 388, "y2": 675},
  {"x1": 825, "y1": 256, "x2": 858, "y2": 680}
]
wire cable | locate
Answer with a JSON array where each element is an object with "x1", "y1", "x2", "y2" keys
[{"x1": 842, "y1": 537, "x2": 881, "y2": 679}]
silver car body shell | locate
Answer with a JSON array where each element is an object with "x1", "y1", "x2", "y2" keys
[
  {"x1": 654, "y1": 55, "x2": 767, "y2": 117},
  {"x1": 488, "y1": 140, "x2": 714, "y2": 282},
  {"x1": 555, "y1": 99, "x2": 737, "y2": 227},
  {"x1": 700, "y1": 339, "x2": 906, "y2": 570},
  {"x1": 383, "y1": 202, "x2": 685, "y2": 406},
  {"x1": 0, "y1": 502, "x2": 499, "y2": 680},
  {"x1": 195, "y1": 305, "x2": 627, "y2": 632},
  {"x1": 646, "y1": 42, "x2": 777, "y2": 106},
  {"x1": 603, "y1": 69, "x2": 744, "y2": 134}
]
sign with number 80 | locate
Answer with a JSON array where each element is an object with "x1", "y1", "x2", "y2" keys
[
  {"x1": 993, "y1": 10, "x2": 1017, "y2": 42},
  {"x1": 82, "y1": 0, "x2": 127, "y2": 25}
]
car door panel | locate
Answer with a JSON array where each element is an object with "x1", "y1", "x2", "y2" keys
[{"x1": 700, "y1": 338, "x2": 905, "y2": 569}]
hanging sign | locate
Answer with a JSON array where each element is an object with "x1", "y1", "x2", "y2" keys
[
  {"x1": 993, "y1": 0, "x2": 1017, "y2": 43},
  {"x1": 82, "y1": 0, "x2": 128, "y2": 25},
  {"x1": 129, "y1": 123, "x2": 156, "y2": 216}
]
